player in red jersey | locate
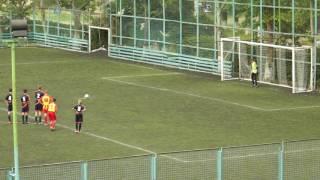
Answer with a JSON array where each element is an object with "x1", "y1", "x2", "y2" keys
[
  {"x1": 48, "y1": 98, "x2": 58, "y2": 131},
  {"x1": 41, "y1": 90, "x2": 52, "y2": 125}
]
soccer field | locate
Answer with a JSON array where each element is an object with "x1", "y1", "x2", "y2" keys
[{"x1": 0, "y1": 47, "x2": 320, "y2": 168}]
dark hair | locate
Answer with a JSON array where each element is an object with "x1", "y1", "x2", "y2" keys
[
  {"x1": 23, "y1": 89, "x2": 27, "y2": 93},
  {"x1": 9, "y1": 88, "x2": 12, "y2": 92},
  {"x1": 53, "y1": 98, "x2": 56, "y2": 102}
]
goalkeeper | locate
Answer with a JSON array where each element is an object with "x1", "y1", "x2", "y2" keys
[{"x1": 251, "y1": 59, "x2": 258, "y2": 87}]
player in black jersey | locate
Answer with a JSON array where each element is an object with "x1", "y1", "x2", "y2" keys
[
  {"x1": 34, "y1": 86, "x2": 44, "y2": 124},
  {"x1": 21, "y1": 89, "x2": 30, "y2": 124},
  {"x1": 73, "y1": 99, "x2": 86, "y2": 133},
  {"x1": 5, "y1": 88, "x2": 13, "y2": 123}
]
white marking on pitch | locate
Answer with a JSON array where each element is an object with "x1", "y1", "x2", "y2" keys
[
  {"x1": 170, "y1": 148, "x2": 320, "y2": 163},
  {"x1": 108, "y1": 60, "x2": 157, "y2": 70},
  {"x1": 2, "y1": 108, "x2": 320, "y2": 164},
  {"x1": 0, "y1": 60, "x2": 83, "y2": 66},
  {"x1": 56, "y1": 124, "x2": 156, "y2": 154},
  {"x1": 266, "y1": 105, "x2": 320, "y2": 111},
  {"x1": 103, "y1": 78, "x2": 267, "y2": 111},
  {"x1": 102, "y1": 77, "x2": 320, "y2": 112},
  {"x1": 101, "y1": 72, "x2": 181, "y2": 79},
  {"x1": 0, "y1": 108, "x2": 156, "y2": 154}
]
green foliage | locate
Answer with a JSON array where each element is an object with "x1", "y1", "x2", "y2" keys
[{"x1": 0, "y1": 0, "x2": 32, "y2": 18}]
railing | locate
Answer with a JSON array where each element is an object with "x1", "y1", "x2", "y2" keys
[
  {"x1": 2, "y1": 139, "x2": 320, "y2": 180},
  {"x1": 109, "y1": 44, "x2": 226, "y2": 75}
]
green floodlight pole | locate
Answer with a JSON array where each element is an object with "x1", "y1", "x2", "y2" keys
[{"x1": 6, "y1": 39, "x2": 20, "y2": 180}]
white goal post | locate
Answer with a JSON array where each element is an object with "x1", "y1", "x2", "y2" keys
[
  {"x1": 88, "y1": 26, "x2": 111, "y2": 56},
  {"x1": 220, "y1": 37, "x2": 316, "y2": 93}
]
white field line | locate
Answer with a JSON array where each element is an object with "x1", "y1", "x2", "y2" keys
[
  {"x1": 0, "y1": 60, "x2": 83, "y2": 66},
  {"x1": 160, "y1": 148, "x2": 320, "y2": 163},
  {"x1": 103, "y1": 78, "x2": 320, "y2": 112},
  {"x1": 267, "y1": 105, "x2": 320, "y2": 111},
  {"x1": 159, "y1": 155, "x2": 188, "y2": 163},
  {"x1": 2, "y1": 107, "x2": 320, "y2": 164},
  {"x1": 101, "y1": 72, "x2": 181, "y2": 79},
  {"x1": 107, "y1": 59, "x2": 158, "y2": 70},
  {"x1": 0, "y1": 107, "x2": 155, "y2": 154},
  {"x1": 0, "y1": 107, "x2": 193, "y2": 162},
  {"x1": 103, "y1": 78, "x2": 267, "y2": 111},
  {"x1": 2, "y1": 60, "x2": 318, "y2": 111},
  {"x1": 56, "y1": 124, "x2": 156, "y2": 154}
]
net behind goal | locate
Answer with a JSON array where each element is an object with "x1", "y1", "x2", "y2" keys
[{"x1": 221, "y1": 38, "x2": 315, "y2": 93}]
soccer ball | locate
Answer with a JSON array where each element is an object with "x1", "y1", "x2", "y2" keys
[{"x1": 84, "y1": 94, "x2": 89, "y2": 98}]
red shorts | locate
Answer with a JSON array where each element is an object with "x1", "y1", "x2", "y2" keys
[
  {"x1": 43, "y1": 108, "x2": 48, "y2": 113},
  {"x1": 48, "y1": 112, "x2": 56, "y2": 121}
]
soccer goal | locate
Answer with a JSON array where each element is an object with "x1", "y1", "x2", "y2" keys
[
  {"x1": 220, "y1": 38, "x2": 315, "y2": 93},
  {"x1": 89, "y1": 26, "x2": 111, "y2": 55}
]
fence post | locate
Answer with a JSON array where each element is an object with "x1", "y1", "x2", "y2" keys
[
  {"x1": 151, "y1": 154, "x2": 157, "y2": 180},
  {"x1": 81, "y1": 161, "x2": 88, "y2": 180},
  {"x1": 6, "y1": 168, "x2": 14, "y2": 180},
  {"x1": 216, "y1": 148, "x2": 223, "y2": 180},
  {"x1": 278, "y1": 142, "x2": 284, "y2": 180}
]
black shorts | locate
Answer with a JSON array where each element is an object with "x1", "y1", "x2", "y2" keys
[
  {"x1": 35, "y1": 103, "x2": 43, "y2": 111},
  {"x1": 8, "y1": 104, "x2": 12, "y2": 112},
  {"x1": 22, "y1": 105, "x2": 29, "y2": 113},
  {"x1": 75, "y1": 114, "x2": 83, "y2": 123}
]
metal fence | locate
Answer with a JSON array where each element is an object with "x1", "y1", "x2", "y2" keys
[
  {"x1": 109, "y1": 0, "x2": 320, "y2": 86},
  {"x1": 2, "y1": 139, "x2": 320, "y2": 180},
  {"x1": 0, "y1": 8, "x2": 90, "y2": 52},
  {"x1": 2, "y1": 1, "x2": 320, "y2": 85}
]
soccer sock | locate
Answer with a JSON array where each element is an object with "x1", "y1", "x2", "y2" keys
[
  {"x1": 22, "y1": 115, "x2": 25, "y2": 124},
  {"x1": 76, "y1": 123, "x2": 79, "y2": 131},
  {"x1": 26, "y1": 115, "x2": 29, "y2": 123},
  {"x1": 8, "y1": 115, "x2": 11, "y2": 122},
  {"x1": 35, "y1": 116, "x2": 38, "y2": 123},
  {"x1": 39, "y1": 116, "x2": 42, "y2": 123},
  {"x1": 79, "y1": 123, "x2": 82, "y2": 132}
]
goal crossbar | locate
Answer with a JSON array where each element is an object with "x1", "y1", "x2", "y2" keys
[{"x1": 221, "y1": 38, "x2": 312, "y2": 51}]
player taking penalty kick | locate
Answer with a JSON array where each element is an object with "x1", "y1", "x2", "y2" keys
[
  {"x1": 48, "y1": 98, "x2": 57, "y2": 131},
  {"x1": 73, "y1": 99, "x2": 86, "y2": 133},
  {"x1": 34, "y1": 86, "x2": 44, "y2": 124}
]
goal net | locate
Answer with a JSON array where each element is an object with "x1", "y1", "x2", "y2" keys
[
  {"x1": 221, "y1": 38, "x2": 315, "y2": 93},
  {"x1": 89, "y1": 26, "x2": 110, "y2": 54}
]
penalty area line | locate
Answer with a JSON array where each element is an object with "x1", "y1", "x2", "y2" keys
[
  {"x1": 57, "y1": 123, "x2": 156, "y2": 154},
  {"x1": 0, "y1": 107, "x2": 155, "y2": 154},
  {"x1": 102, "y1": 78, "x2": 320, "y2": 112},
  {"x1": 101, "y1": 72, "x2": 181, "y2": 79},
  {"x1": 102, "y1": 78, "x2": 266, "y2": 111},
  {"x1": 0, "y1": 60, "x2": 85, "y2": 66},
  {"x1": 0, "y1": 108, "x2": 187, "y2": 162}
]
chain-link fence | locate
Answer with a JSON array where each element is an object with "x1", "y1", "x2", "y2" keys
[
  {"x1": 3, "y1": 139, "x2": 320, "y2": 179},
  {"x1": 109, "y1": 0, "x2": 320, "y2": 89},
  {"x1": 0, "y1": 8, "x2": 90, "y2": 52}
]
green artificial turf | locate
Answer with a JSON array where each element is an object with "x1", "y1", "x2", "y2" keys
[{"x1": 0, "y1": 47, "x2": 320, "y2": 170}]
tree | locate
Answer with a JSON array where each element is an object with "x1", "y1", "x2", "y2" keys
[
  {"x1": 3, "y1": 0, "x2": 32, "y2": 18},
  {"x1": 59, "y1": 0, "x2": 94, "y2": 38}
]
